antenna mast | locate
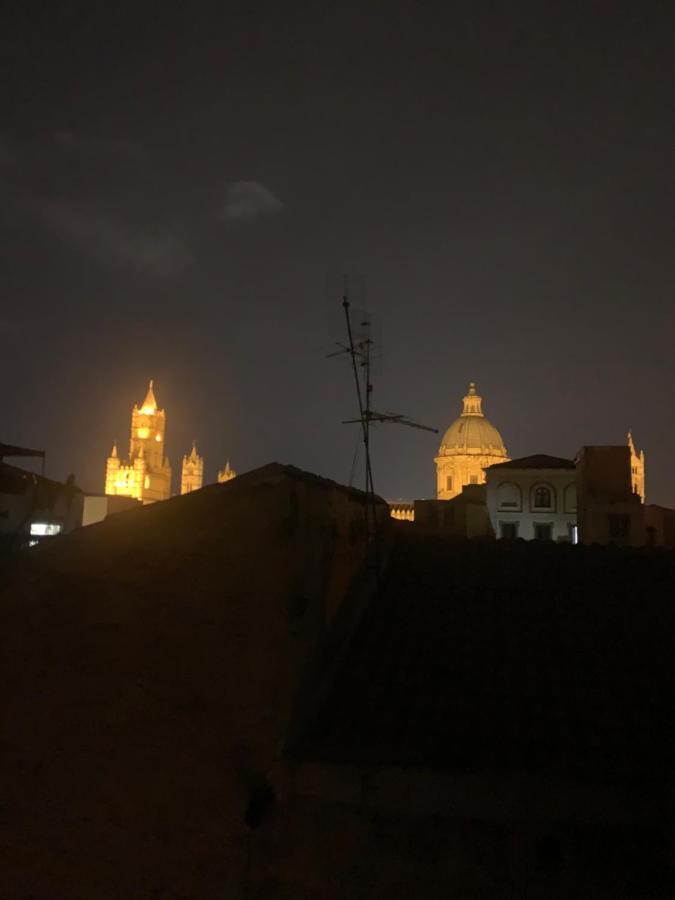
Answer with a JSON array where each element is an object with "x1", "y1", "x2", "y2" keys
[{"x1": 328, "y1": 283, "x2": 438, "y2": 575}]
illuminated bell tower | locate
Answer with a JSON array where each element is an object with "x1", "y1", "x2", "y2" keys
[
  {"x1": 181, "y1": 441, "x2": 204, "y2": 494},
  {"x1": 628, "y1": 429, "x2": 646, "y2": 501},
  {"x1": 105, "y1": 380, "x2": 172, "y2": 504}
]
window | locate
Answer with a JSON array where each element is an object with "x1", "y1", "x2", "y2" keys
[
  {"x1": 469, "y1": 475, "x2": 478, "y2": 484},
  {"x1": 533, "y1": 486, "x2": 553, "y2": 509},
  {"x1": 500, "y1": 522, "x2": 518, "y2": 540},
  {"x1": 568, "y1": 524, "x2": 579, "y2": 545},
  {"x1": 534, "y1": 523, "x2": 553, "y2": 541},
  {"x1": 446, "y1": 475, "x2": 453, "y2": 491},
  {"x1": 30, "y1": 522, "x2": 62, "y2": 536},
  {"x1": 497, "y1": 482, "x2": 522, "y2": 510},
  {"x1": 608, "y1": 514, "x2": 630, "y2": 541}
]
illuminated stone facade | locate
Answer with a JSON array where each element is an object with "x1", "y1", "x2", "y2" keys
[
  {"x1": 435, "y1": 383, "x2": 509, "y2": 500},
  {"x1": 181, "y1": 442, "x2": 204, "y2": 495},
  {"x1": 105, "y1": 380, "x2": 172, "y2": 504},
  {"x1": 218, "y1": 461, "x2": 237, "y2": 484},
  {"x1": 628, "y1": 430, "x2": 645, "y2": 501},
  {"x1": 389, "y1": 502, "x2": 414, "y2": 521}
]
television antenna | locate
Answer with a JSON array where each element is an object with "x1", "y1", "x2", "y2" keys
[{"x1": 327, "y1": 283, "x2": 438, "y2": 573}]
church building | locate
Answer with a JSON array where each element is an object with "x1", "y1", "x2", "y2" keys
[
  {"x1": 105, "y1": 380, "x2": 237, "y2": 504},
  {"x1": 105, "y1": 381, "x2": 172, "y2": 504},
  {"x1": 435, "y1": 382, "x2": 509, "y2": 499}
]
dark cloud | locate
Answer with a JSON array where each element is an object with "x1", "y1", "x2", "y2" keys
[
  {"x1": 39, "y1": 200, "x2": 194, "y2": 277},
  {"x1": 219, "y1": 180, "x2": 284, "y2": 221},
  {"x1": 0, "y1": 137, "x2": 15, "y2": 166},
  {"x1": 52, "y1": 131, "x2": 145, "y2": 160}
]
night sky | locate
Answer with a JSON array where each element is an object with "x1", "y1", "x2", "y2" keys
[{"x1": 3, "y1": 3, "x2": 675, "y2": 505}]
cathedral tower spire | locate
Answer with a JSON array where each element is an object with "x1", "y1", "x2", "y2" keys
[
  {"x1": 141, "y1": 379, "x2": 157, "y2": 414},
  {"x1": 104, "y1": 380, "x2": 172, "y2": 503}
]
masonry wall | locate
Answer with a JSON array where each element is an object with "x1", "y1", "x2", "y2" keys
[{"x1": 0, "y1": 465, "x2": 384, "y2": 898}]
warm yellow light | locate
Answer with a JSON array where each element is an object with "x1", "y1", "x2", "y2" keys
[
  {"x1": 141, "y1": 405, "x2": 155, "y2": 415},
  {"x1": 155, "y1": 433, "x2": 162, "y2": 442},
  {"x1": 137, "y1": 427, "x2": 149, "y2": 439},
  {"x1": 144, "y1": 476, "x2": 150, "y2": 489}
]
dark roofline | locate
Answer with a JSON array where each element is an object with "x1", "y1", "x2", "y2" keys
[
  {"x1": 487, "y1": 454, "x2": 576, "y2": 471},
  {"x1": 0, "y1": 442, "x2": 45, "y2": 461},
  {"x1": 0, "y1": 461, "x2": 82, "y2": 494}
]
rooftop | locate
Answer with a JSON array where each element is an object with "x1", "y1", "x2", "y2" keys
[{"x1": 488, "y1": 453, "x2": 576, "y2": 471}]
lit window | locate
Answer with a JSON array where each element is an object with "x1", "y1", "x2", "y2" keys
[
  {"x1": 137, "y1": 427, "x2": 149, "y2": 439},
  {"x1": 569, "y1": 524, "x2": 579, "y2": 545},
  {"x1": 30, "y1": 522, "x2": 62, "y2": 536},
  {"x1": 155, "y1": 433, "x2": 162, "y2": 442},
  {"x1": 446, "y1": 475, "x2": 453, "y2": 490},
  {"x1": 534, "y1": 523, "x2": 553, "y2": 541}
]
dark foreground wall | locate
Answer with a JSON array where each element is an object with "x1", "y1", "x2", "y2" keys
[
  {"x1": 4, "y1": 478, "x2": 675, "y2": 898},
  {"x1": 270, "y1": 531, "x2": 675, "y2": 898},
  {"x1": 1, "y1": 465, "x2": 380, "y2": 899}
]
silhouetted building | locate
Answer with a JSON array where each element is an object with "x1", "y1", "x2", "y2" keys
[
  {"x1": 576, "y1": 445, "x2": 645, "y2": 546},
  {"x1": 5, "y1": 465, "x2": 675, "y2": 896},
  {"x1": 414, "y1": 483, "x2": 492, "y2": 537},
  {"x1": 0, "y1": 462, "x2": 83, "y2": 554}
]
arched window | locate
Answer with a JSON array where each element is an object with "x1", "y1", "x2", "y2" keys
[
  {"x1": 497, "y1": 481, "x2": 522, "y2": 510},
  {"x1": 532, "y1": 485, "x2": 554, "y2": 510}
]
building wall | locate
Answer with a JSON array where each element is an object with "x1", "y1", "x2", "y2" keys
[
  {"x1": 435, "y1": 452, "x2": 507, "y2": 501},
  {"x1": 414, "y1": 485, "x2": 494, "y2": 538},
  {"x1": 576, "y1": 446, "x2": 644, "y2": 546},
  {"x1": 82, "y1": 494, "x2": 141, "y2": 527},
  {"x1": 0, "y1": 464, "x2": 83, "y2": 553},
  {"x1": 645, "y1": 505, "x2": 675, "y2": 549},
  {"x1": 0, "y1": 465, "x2": 389, "y2": 896},
  {"x1": 486, "y1": 469, "x2": 577, "y2": 541}
]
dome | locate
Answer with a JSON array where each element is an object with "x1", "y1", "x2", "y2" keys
[{"x1": 438, "y1": 383, "x2": 507, "y2": 457}]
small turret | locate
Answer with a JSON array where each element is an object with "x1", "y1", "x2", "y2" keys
[
  {"x1": 181, "y1": 440, "x2": 204, "y2": 495},
  {"x1": 218, "y1": 460, "x2": 237, "y2": 483}
]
